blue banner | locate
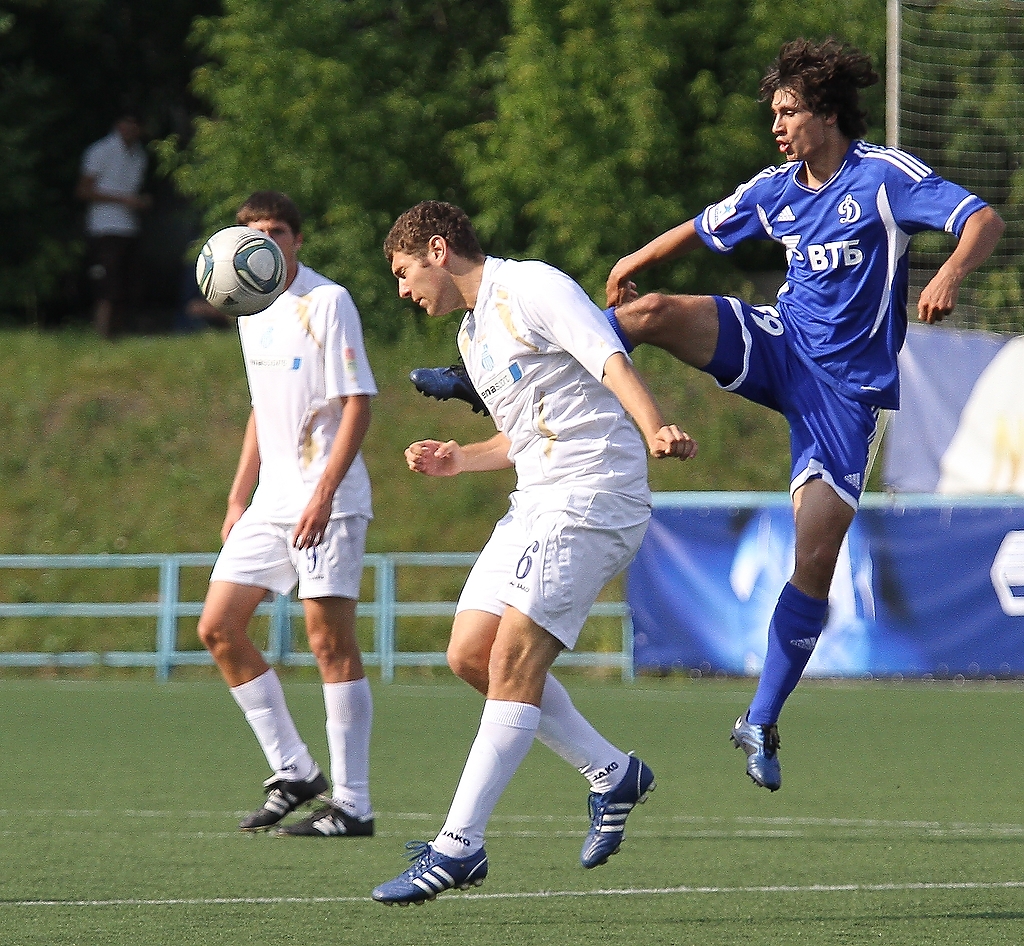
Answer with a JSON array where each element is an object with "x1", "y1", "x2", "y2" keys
[{"x1": 629, "y1": 496, "x2": 1024, "y2": 677}]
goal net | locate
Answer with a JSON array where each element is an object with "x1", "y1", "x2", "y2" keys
[{"x1": 894, "y1": 0, "x2": 1024, "y2": 334}]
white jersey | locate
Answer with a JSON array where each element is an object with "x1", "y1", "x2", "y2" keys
[
  {"x1": 237, "y1": 264, "x2": 377, "y2": 523},
  {"x1": 457, "y1": 256, "x2": 650, "y2": 499},
  {"x1": 80, "y1": 131, "x2": 147, "y2": 236}
]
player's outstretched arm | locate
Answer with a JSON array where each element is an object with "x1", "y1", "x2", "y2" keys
[
  {"x1": 601, "y1": 353, "x2": 697, "y2": 461},
  {"x1": 917, "y1": 205, "x2": 1005, "y2": 324},
  {"x1": 606, "y1": 219, "x2": 702, "y2": 306},
  {"x1": 405, "y1": 433, "x2": 513, "y2": 477}
]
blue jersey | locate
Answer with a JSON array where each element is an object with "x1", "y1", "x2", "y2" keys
[{"x1": 694, "y1": 140, "x2": 987, "y2": 409}]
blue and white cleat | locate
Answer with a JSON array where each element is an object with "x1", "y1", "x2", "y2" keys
[
  {"x1": 409, "y1": 364, "x2": 488, "y2": 415},
  {"x1": 372, "y1": 841, "x2": 488, "y2": 905},
  {"x1": 580, "y1": 754, "x2": 655, "y2": 868},
  {"x1": 730, "y1": 713, "x2": 782, "y2": 791}
]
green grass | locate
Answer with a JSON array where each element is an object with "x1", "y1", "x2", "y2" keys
[
  {"x1": 0, "y1": 325, "x2": 792, "y2": 656},
  {"x1": 2, "y1": 675, "x2": 1023, "y2": 945},
  {"x1": 0, "y1": 324, "x2": 791, "y2": 558}
]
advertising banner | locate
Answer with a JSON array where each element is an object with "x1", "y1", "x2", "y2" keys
[
  {"x1": 883, "y1": 324, "x2": 1024, "y2": 493},
  {"x1": 629, "y1": 495, "x2": 1024, "y2": 677}
]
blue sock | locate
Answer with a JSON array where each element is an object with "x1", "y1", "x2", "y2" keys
[
  {"x1": 603, "y1": 307, "x2": 635, "y2": 354},
  {"x1": 747, "y1": 582, "x2": 828, "y2": 725}
]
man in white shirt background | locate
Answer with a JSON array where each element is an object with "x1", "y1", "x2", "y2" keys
[{"x1": 76, "y1": 113, "x2": 152, "y2": 338}]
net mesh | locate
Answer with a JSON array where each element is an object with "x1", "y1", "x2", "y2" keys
[{"x1": 899, "y1": 0, "x2": 1024, "y2": 333}]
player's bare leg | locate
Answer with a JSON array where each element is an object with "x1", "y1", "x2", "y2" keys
[
  {"x1": 612, "y1": 293, "x2": 720, "y2": 369},
  {"x1": 446, "y1": 610, "x2": 498, "y2": 694},
  {"x1": 197, "y1": 580, "x2": 271, "y2": 686},
  {"x1": 791, "y1": 478, "x2": 856, "y2": 600}
]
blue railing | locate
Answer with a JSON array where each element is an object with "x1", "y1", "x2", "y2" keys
[{"x1": 0, "y1": 552, "x2": 633, "y2": 682}]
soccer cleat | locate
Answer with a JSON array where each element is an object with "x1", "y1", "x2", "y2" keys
[
  {"x1": 238, "y1": 766, "x2": 329, "y2": 831},
  {"x1": 580, "y1": 754, "x2": 655, "y2": 868},
  {"x1": 273, "y1": 800, "x2": 375, "y2": 837},
  {"x1": 603, "y1": 306, "x2": 635, "y2": 354},
  {"x1": 372, "y1": 841, "x2": 488, "y2": 905},
  {"x1": 730, "y1": 713, "x2": 782, "y2": 791},
  {"x1": 409, "y1": 364, "x2": 488, "y2": 415}
]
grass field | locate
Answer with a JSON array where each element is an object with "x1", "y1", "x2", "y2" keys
[
  {"x1": 0, "y1": 325, "x2": 794, "y2": 656},
  {"x1": 2, "y1": 674, "x2": 1022, "y2": 945}
]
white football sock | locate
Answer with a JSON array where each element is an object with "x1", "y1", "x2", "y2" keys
[
  {"x1": 230, "y1": 669, "x2": 317, "y2": 782},
  {"x1": 537, "y1": 673, "x2": 630, "y2": 794},
  {"x1": 431, "y1": 700, "x2": 540, "y2": 859},
  {"x1": 323, "y1": 677, "x2": 373, "y2": 819}
]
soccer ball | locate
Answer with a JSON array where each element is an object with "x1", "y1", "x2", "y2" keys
[{"x1": 195, "y1": 226, "x2": 287, "y2": 316}]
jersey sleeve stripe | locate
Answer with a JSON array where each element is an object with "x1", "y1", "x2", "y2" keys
[
  {"x1": 859, "y1": 145, "x2": 930, "y2": 182},
  {"x1": 945, "y1": 195, "x2": 981, "y2": 233}
]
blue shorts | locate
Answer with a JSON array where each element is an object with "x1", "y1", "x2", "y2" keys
[{"x1": 703, "y1": 296, "x2": 880, "y2": 509}]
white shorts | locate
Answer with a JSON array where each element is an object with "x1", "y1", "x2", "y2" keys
[
  {"x1": 210, "y1": 510, "x2": 368, "y2": 600},
  {"x1": 457, "y1": 487, "x2": 650, "y2": 649}
]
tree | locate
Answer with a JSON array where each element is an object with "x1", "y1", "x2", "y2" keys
[
  {"x1": 6, "y1": 0, "x2": 889, "y2": 328},
  {"x1": 0, "y1": 0, "x2": 219, "y2": 326},
  {"x1": 455, "y1": 0, "x2": 887, "y2": 301},
  {"x1": 167, "y1": 0, "x2": 508, "y2": 337}
]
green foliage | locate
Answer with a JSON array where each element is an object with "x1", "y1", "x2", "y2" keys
[
  {"x1": 170, "y1": 0, "x2": 890, "y2": 326},
  {"x1": 169, "y1": 0, "x2": 508, "y2": 338},
  {"x1": 14, "y1": 0, "x2": 1019, "y2": 331},
  {"x1": 454, "y1": 0, "x2": 765, "y2": 297},
  {"x1": 0, "y1": 0, "x2": 219, "y2": 324},
  {"x1": 452, "y1": 0, "x2": 888, "y2": 300}
]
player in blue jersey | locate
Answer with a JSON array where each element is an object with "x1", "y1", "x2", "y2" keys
[{"x1": 605, "y1": 38, "x2": 1004, "y2": 791}]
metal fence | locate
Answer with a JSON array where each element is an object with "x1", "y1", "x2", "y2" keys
[{"x1": 0, "y1": 552, "x2": 633, "y2": 682}]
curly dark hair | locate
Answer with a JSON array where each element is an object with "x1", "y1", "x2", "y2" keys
[
  {"x1": 759, "y1": 38, "x2": 879, "y2": 139},
  {"x1": 384, "y1": 200, "x2": 484, "y2": 263}
]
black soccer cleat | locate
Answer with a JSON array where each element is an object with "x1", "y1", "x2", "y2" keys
[
  {"x1": 238, "y1": 766, "x2": 329, "y2": 831},
  {"x1": 273, "y1": 800, "x2": 375, "y2": 837},
  {"x1": 410, "y1": 364, "x2": 488, "y2": 415}
]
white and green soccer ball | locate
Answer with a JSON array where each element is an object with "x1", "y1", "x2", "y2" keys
[{"x1": 195, "y1": 225, "x2": 286, "y2": 317}]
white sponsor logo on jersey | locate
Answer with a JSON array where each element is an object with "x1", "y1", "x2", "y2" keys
[
  {"x1": 781, "y1": 234, "x2": 803, "y2": 264},
  {"x1": 807, "y1": 240, "x2": 864, "y2": 271},
  {"x1": 479, "y1": 361, "x2": 524, "y2": 401}
]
